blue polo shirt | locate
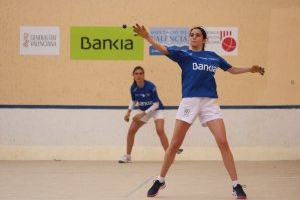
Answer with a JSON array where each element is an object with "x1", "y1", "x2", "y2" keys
[
  {"x1": 167, "y1": 47, "x2": 232, "y2": 98},
  {"x1": 130, "y1": 80, "x2": 164, "y2": 111}
]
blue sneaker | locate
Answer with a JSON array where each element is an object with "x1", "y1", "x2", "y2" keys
[{"x1": 147, "y1": 180, "x2": 166, "y2": 197}]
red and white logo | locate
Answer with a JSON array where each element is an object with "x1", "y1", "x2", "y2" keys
[
  {"x1": 205, "y1": 27, "x2": 238, "y2": 56},
  {"x1": 220, "y1": 31, "x2": 237, "y2": 52}
]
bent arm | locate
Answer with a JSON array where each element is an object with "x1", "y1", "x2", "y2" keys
[
  {"x1": 145, "y1": 102, "x2": 159, "y2": 114},
  {"x1": 126, "y1": 100, "x2": 137, "y2": 115},
  {"x1": 124, "y1": 100, "x2": 136, "y2": 122},
  {"x1": 128, "y1": 100, "x2": 136, "y2": 111}
]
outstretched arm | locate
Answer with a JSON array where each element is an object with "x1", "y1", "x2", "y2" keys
[
  {"x1": 133, "y1": 24, "x2": 169, "y2": 55},
  {"x1": 227, "y1": 65, "x2": 265, "y2": 75}
]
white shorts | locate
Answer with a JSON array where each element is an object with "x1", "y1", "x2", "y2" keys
[
  {"x1": 176, "y1": 97, "x2": 221, "y2": 127},
  {"x1": 138, "y1": 109, "x2": 164, "y2": 123}
]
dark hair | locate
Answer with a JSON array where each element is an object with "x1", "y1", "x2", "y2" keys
[
  {"x1": 132, "y1": 66, "x2": 144, "y2": 85},
  {"x1": 132, "y1": 66, "x2": 144, "y2": 74},
  {"x1": 190, "y1": 26, "x2": 207, "y2": 51}
]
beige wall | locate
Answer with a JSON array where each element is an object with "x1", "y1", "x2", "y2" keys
[{"x1": 0, "y1": 0, "x2": 300, "y2": 106}]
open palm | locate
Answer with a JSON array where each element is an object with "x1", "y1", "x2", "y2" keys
[{"x1": 133, "y1": 24, "x2": 150, "y2": 39}]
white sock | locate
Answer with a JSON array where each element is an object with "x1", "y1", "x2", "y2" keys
[
  {"x1": 126, "y1": 154, "x2": 131, "y2": 159},
  {"x1": 232, "y1": 180, "x2": 239, "y2": 187},
  {"x1": 157, "y1": 176, "x2": 165, "y2": 183}
]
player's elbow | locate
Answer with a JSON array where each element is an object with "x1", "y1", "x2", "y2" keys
[{"x1": 227, "y1": 67, "x2": 238, "y2": 74}]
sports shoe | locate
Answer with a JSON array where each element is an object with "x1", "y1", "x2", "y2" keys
[
  {"x1": 176, "y1": 148, "x2": 184, "y2": 154},
  {"x1": 147, "y1": 180, "x2": 166, "y2": 197},
  {"x1": 118, "y1": 155, "x2": 132, "y2": 163},
  {"x1": 233, "y1": 184, "x2": 247, "y2": 199}
]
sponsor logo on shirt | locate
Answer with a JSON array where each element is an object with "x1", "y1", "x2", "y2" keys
[
  {"x1": 135, "y1": 94, "x2": 146, "y2": 98},
  {"x1": 192, "y1": 62, "x2": 217, "y2": 73},
  {"x1": 139, "y1": 101, "x2": 153, "y2": 106}
]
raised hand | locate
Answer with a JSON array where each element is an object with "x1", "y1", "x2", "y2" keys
[
  {"x1": 133, "y1": 24, "x2": 150, "y2": 39},
  {"x1": 250, "y1": 65, "x2": 265, "y2": 75}
]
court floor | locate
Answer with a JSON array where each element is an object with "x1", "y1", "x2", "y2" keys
[{"x1": 0, "y1": 160, "x2": 299, "y2": 200}]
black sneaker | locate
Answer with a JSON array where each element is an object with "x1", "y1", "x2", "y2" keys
[
  {"x1": 233, "y1": 184, "x2": 247, "y2": 199},
  {"x1": 176, "y1": 148, "x2": 184, "y2": 154},
  {"x1": 147, "y1": 180, "x2": 166, "y2": 197}
]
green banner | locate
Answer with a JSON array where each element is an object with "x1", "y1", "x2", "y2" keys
[{"x1": 70, "y1": 27, "x2": 144, "y2": 60}]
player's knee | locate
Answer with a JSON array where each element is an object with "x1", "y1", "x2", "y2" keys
[
  {"x1": 217, "y1": 138, "x2": 229, "y2": 149},
  {"x1": 170, "y1": 140, "x2": 181, "y2": 152}
]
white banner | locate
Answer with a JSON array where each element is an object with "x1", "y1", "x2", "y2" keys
[
  {"x1": 149, "y1": 27, "x2": 189, "y2": 55},
  {"x1": 20, "y1": 26, "x2": 60, "y2": 55},
  {"x1": 149, "y1": 27, "x2": 238, "y2": 56},
  {"x1": 205, "y1": 27, "x2": 238, "y2": 56}
]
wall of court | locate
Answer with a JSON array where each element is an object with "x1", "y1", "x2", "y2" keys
[
  {"x1": 0, "y1": 109, "x2": 299, "y2": 160},
  {"x1": 0, "y1": 0, "x2": 299, "y2": 105},
  {"x1": 0, "y1": 0, "x2": 299, "y2": 160}
]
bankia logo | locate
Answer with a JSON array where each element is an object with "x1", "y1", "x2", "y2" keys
[{"x1": 70, "y1": 27, "x2": 144, "y2": 60}]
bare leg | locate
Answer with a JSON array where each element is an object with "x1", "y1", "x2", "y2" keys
[
  {"x1": 126, "y1": 120, "x2": 144, "y2": 155},
  {"x1": 207, "y1": 119, "x2": 238, "y2": 181},
  {"x1": 154, "y1": 119, "x2": 169, "y2": 151},
  {"x1": 160, "y1": 120, "x2": 191, "y2": 177}
]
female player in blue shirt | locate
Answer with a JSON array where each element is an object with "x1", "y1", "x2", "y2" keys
[
  {"x1": 133, "y1": 24, "x2": 264, "y2": 199},
  {"x1": 119, "y1": 66, "x2": 182, "y2": 163}
]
